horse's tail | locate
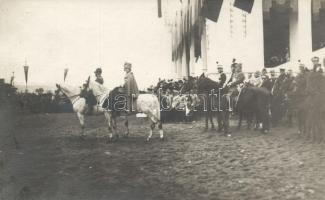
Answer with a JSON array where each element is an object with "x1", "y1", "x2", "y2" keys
[{"x1": 155, "y1": 95, "x2": 161, "y2": 121}]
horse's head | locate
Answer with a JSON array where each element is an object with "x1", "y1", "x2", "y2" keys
[
  {"x1": 180, "y1": 76, "x2": 197, "y2": 94},
  {"x1": 197, "y1": 75, "x2": 220, "y2": 94},
  {"x1": 55, "y1": 83, "x2": 80, "y2": 99}
]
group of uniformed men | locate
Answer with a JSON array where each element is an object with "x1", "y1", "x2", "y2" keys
[{"x1": 215, "y1": 58, "x2": 296, "y2": 94}]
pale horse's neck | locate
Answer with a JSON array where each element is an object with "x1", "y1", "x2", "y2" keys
[{"x1": 60, "y1": 85, "x2": 82, "y2": 105}]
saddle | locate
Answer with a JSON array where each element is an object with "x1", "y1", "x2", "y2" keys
[{"x1": 79, "y1": 89, "x2": 97, "y2": 114}]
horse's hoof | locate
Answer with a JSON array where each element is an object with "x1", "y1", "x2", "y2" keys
[
  {"x1": 80, "y1": 135, "x2": 86, "y2": 140},
  {"x1": 106, "y1": 138, "x2": 112, "y2": 143}
]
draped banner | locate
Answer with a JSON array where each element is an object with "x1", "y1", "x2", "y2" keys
[
  {"x1": 161, "y1": 0, "x2": 223, "y2": 76},
  {"x1": 10, "y1": 73, "x2": 14, "y2": 86},
  {"x1": 234, "y1": 0, "x2": 254, "y2": 13},
  {"x1": 64, "y1": 68, "x2": 69, "y2": 82},
  {"x1": 24, "y1": 65, "x2": 29, "y2": 85},
  {"x1": 158, "y1": 0, "x2": 162, "y2": 18},
  {"x1": 201, "y1": 0, "x2": 223, "y2": 22}
]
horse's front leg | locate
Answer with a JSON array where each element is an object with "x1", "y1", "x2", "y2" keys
[
  {"x1": 209, "y1": 111, "x2": 215, "y2": 131},
  {"x1": 158, "y1": 121, "x2": 164, "y2": 140},
  {"x1": 77, "y1": 112, "x2": 85, "y2": 137},
  {"x1": 147, "y1": 122, "x2": 155, "y2": 142},
  {"x1": 223, "y1": 111, "x2": 230, "y2": 135},
  {"x1": 237, "y1": 111, "x2": 243, "y2": 131},
  {"x1": 217, "y1": 111, "x2": 223, "y2": 132},
  {"x1": 124, "y1": 116, "x2": 130, "y2": 138},
  {"x1": 104, "y1": 111, "x2": 113, "y2": 139},
  {"x1": 204, "y1": 112, "x2": 209, "y2": 132}
]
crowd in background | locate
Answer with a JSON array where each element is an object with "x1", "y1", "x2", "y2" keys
[
  {"x1": 148, "y1": 56, "x2": 325, "y2": 130},
  {"x1": 0, "y1": 80, "x2": 72, "y2": 114}
]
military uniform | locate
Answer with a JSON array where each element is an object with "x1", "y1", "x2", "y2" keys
[
  {"x1": 229, "y1": 71, "x2": 245, "y2": 88},
  {"x1": 218, "y1": 72, "x2": 227, "y2": 88},
  {"x1": 124, "y1": 63, "x2": 139, "y2": 113},
  {"x1": 260, "y1": 75, "x2": 273, "y2": 91}
]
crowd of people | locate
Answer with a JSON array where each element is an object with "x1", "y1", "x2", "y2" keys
[
  {"x1": 16, "y1": 90, "x2": 73, "y2": 113},
  {"x1": 149, "y1": 56, "x2": 325, "y2": 135},
  {"x1": 0, "y1": 81, "x2": 73, "y2": 114}
]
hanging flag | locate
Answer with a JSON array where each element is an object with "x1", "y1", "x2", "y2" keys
[
  {"x1": 158, "y1": 0, "x2": 162, "y2": 18},
  {"x1": 10, "y1": 73, "x2": 14, "y2": 85},
  {"x1": 201, "y1": 0, "x2": 223, "y2": 22},
  {"x1": 23, "y1": 65, "x2": 29, "y2": 85},
  {"x1": 234, "y1": 0, "x2": 254, "y2": 13},
  {"x1": 64, "y1": 68, "x2": 69, "y2": 82}
]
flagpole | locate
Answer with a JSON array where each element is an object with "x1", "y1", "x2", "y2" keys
[{"x1": 24, "y1": 58, "x2": 29, "y2": 93}]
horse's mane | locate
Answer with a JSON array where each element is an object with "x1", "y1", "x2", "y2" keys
[
  {"x1": 198, "y1": 75, "x2": 220, "y2": 92},
  {"x1": 109, "y1": 86, "x2": 124, "y2": 97},
  {"x1": 57, "y1": 83, "x2": 80, "y2": 97}
]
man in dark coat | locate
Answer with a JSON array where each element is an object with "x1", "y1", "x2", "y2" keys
[
  {"x1": 260, "y1": 68, "x2": 272, "y2": 91},
  {"x1": 260, "y1": 75, "x2": 273, "y2": 91},
  {"x1": 217, "y1": 65, "x2": 227, "y2": 88},
  {"x1": 271, "y1": 68, "x2": 287, "y2": 126},
  {"x1": 269, "y1": 70, "x2": 277, "y2": 88},
  {"x1": 124, "y1": 62, "x2": 139, "y2": 113},
  {"x1": 272, "y1": 68, "x2": 286, "y2": 95}
]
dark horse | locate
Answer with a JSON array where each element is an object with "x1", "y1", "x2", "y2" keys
[
  {"x1": 182, "y1": 74, "x2": 231, "y2": 134},
  {"x1": 236, "y1": 86, "x2": 271, "y2": 133}
]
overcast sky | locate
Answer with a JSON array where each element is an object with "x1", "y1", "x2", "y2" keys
[{"x1": 0, "y1": 0, "x2": 172, "y2": 90}]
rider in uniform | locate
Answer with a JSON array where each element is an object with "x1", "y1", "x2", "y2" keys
[
  {"x1": 124, "y1": 62, "x2": 139, "y2": 113},
  {"x1": 225, "y1": 63, "x2": 245, "y2": 111},
  {"x1": 217, "y1": 65, "x2": 227, "y2": 88},
  {"x1": 227, "y1": 63, "x2": 245, "y2": 89},
  {"x1": 94, "y1": 68, "x2": 104, "y2": 85}
]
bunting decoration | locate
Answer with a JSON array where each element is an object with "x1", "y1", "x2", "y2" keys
[
  {"x1": 158, "y1": 0, "x2": 162, "y2": 18},
  {"x1": 24, "y1": 65, "x2": 29, "y2": 85},
  {"x1": 158, "y1": 0, "x2": 226, "y2": 77},
  {"x1": 242, "y1": 11, "x2": 247, "y2": 38},
  {"x1": 10, "y1": 72, "x2": 15, "y2": 86},
  {"x1": 159, "y1": 0, "x2": 209, "y2": 77},
  {"x1": 64, "y1": 68, "x2": 69, "y2": 82},
  {"x1": 201, "y1": 0, "x2": 224, "y2": 22},
  {"x1": 234, "y1": 0, "x2": 254, "y2": 13},
  {"x1": 230, "y1": 1, "x2": 234, "y2": 38}
]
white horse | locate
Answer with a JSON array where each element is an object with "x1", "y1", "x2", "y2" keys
[
  {"x1": 56, "y1": 81, "x2": 163, "y2": 141},
  {"x1": 55, "y1": 83, "x2": 111, "y2": 136}
]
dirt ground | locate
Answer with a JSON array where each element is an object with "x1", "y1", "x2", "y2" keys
[{"x1": 1, "y1": 112, "x2": 325, "y2": 200}]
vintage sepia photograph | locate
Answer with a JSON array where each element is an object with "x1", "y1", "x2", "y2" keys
[{"x1": 1, "y1": 0, "x2": 325, "y2": 199}]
